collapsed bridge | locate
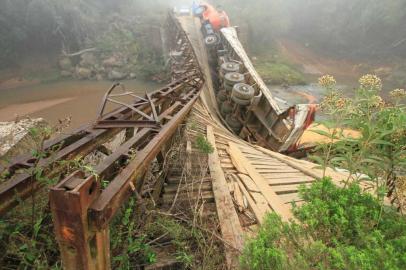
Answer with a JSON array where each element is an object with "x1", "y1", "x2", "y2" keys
[{"x1": 0, "y1": 12, "x2": 346, "y2": 270}]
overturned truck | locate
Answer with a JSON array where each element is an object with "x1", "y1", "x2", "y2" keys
[{"x1": 197, "y1": 4, "x2": 316, "y2": 153}]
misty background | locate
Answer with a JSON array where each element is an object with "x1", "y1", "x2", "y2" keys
[{"x1": 1, "y1": 0, "x2": 405, "y2": 88}]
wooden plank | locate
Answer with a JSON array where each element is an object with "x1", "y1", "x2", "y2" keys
[
  {"x1": 236, "y1": 177, "x2": 267, "y2": 224},
  {"x1": 267, "y1": 177, "x2": 315, "y2": 186},
  {"x1": 221, "y1": 163, "x2": 236, "y2": 169},
  {"x1": 237, "y1": 174, "x2": 260, "y2": 192},
  {"x1": 254, "y1": 146, "x2": 349, "y2": 184},
  {"x1": 226, "y1": 146, "x2": 248, "y2": 174},
  {"x1": 250, "y1": 192, "x2": 271, "y2": 214},
  {"x1": 163, "y1": 182, "x2": 212, "y2": 194},
  {"x1": 252, "y1": 164, "x2": 293, "y2": 169},
  {"x1": 245, "y1": 156, "x2": 278, "y2": 162},
  {"x1": 255, "y1": 168, "x2": 300, "y2": 173},
  {"x1": 271, "y1": 183, "x2": 311, "y2": 194},
  {"x1": 162, "y1": 191, "x2": 214, "y2": 204},
  {"x1": 207, "y1": 126, "x2": 244, "y2": 269},
  {"x1": 228, "y1": 142, "x2": 294, "y2": 222},
  {"x1": 278, "y1": 193, "x2": 302, "y2": 204},
  {"x1": 233, "y1": 181, "x2": 245, "y2": 212},
  {"x1": 262, "y1": 173, "x2": 310, "y2": 179}
]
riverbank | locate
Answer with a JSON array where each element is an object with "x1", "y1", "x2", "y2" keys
[{"x1": 0, "y1": 79, "x2": 163, "y2": 130}]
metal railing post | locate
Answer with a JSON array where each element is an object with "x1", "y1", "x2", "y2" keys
[{"x1": 50, "y1": 171, "x2": 110, "y2": 270}]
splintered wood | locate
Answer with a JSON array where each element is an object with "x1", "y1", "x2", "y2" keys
[
  {"x1": 177, "y1": 98, "x2": 354, "y2": 269},
  {"x1": 207, "y1": 125, "x2": 244, "y2": 269}
]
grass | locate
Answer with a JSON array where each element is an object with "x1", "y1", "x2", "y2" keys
[{"x1": 255, "y1": 61, "x2": 307, "y2": 86}]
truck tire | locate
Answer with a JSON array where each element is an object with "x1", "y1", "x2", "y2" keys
[
  {"x1": 205, "y1": 35, "x2": 218, "y2": 47},
  {"x1": 231, "y1": 94, "x2": 251, "y2": 106},
  {"x1": 232, "y1": 83, "x2": 254, "y2": 100},
  {"x1": 221, "y1": 101, "x2": 233, "y2": 116},
  {"x1": 226, "y1": 114, "x2": 242, "y2": 132},
  {"x1": 224, "y1": 72, "x2": 244, "y2": 85},
  {"x1": 220, "y1": 62, "x2": 240, "y2": 78}
]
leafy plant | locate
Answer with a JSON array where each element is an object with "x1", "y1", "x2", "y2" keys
[
  {"x1": 312, "y1": 75, "x2": 406, "y2": 203},
  {"x1": 195, "y1": 134, "x2": 214, "y2": 154},
  {"x1": 240, "y1": 177, "x2": 406, "y2": 270}
]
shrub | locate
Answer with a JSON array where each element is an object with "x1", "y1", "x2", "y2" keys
[
  {"x1": 240, "y1": 177, "x2": 406, "y2": 270},
  {"x1": 312, "y1": 75, "x2": 406, "y2": 207},
  {"x1": 195, "y1": 135, "x2": 214, "y2": 154}
]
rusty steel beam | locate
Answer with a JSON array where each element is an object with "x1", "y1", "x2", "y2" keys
[
  {"x1": 90, "y1": 88, "x2": 202, "y2": 229},
  {"x1": 49, "y1": 14, "x2": 204, "y2": 269},
  {"x1": 49, "y1": 85, "x2": 202, "y2": 270},
  {"x1": 49, "y1": 171, "x2": 109, "y2": 270},
  {"x1": 0, "y1": 72, "x2": 200, "y2": 215}
]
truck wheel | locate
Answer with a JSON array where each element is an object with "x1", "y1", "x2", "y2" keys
[
  {"x1": 221, "y1": 100, "x2": 233, "y2": 116},
  {"x1": 205, "y1": 35, "x2": 217, "y2": 47},
  {"x1": 232, "y1": 83, "x2": 254, "y2": 100},
  {"x1": 231, "y1": 94, "x2": 251, "y2": 106},
  {"x1": 226, "y1": 114, "x2": 242, "y2": 132},
  {"x1": 224, "y1": 72, "x2": 244, "y2": 85},
  {"x1": 220, "y1": 62, "x2": 240, "y2": 78}
]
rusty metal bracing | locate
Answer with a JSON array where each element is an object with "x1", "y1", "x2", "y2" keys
[
  {"x1": 0, "y1": 14, "x2": 202, "y2": 217},
  {"x1": 48, "y1": 14, "x2": 203, "y2": 270},
  {"x1": 0, "y1": 74, "x2": 200, "y2": 215}
]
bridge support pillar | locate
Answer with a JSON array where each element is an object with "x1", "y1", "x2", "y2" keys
[{"x1": 50, "y1": 171, "x2": 110, "y2": 270}]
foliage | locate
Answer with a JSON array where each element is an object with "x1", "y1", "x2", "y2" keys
[
  {"x1": 195, "y1": 134, "x2": 214, "y2": 154},
  {"x1": 0, "y1": 0, "x2": 170, "y2": 71},
  {"x1": 311, "y1": 74, "x2": 406, "y2": 203},
  {"x1": 0, "y1": 123, "x2": 70, "y2": 269},
  {"x1": 218, "y1": 0, "x2": 406, "y2": 58},
  {"x1": 144, "y1": 214, "x2": 224, "y2": 269},
  {"x1": 255, "y1": 61, "x2": 306, "y2": 85},
  {"x1": 240, "y1": 177, "x2": 406, "y2": 270},
  {"x1": 110, "y1": 197, "x2": 157, "y2": 268}
]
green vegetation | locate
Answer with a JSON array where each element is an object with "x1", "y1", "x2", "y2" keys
[
  {"x1": 241, "y1": 74, "x2": 406, "y2": 269},
  {"x1": 255, "y1": 61, "x2": 306, "y2": 85},
  {"x1": 0, "y1": 0, "x2": 171, "y2": 80},
  {"x1": 0, "y1": 124, "x2": 64, "y2": 269},
  {"x1": 313, "y1": 75, "x2": 406, "y2": 198},
  {"x1": 218, "y1": 0, "x2": 406, "y2": 59},
  {"x1": 240, "y1": 177, "x2": 406, "y2": 270},
  {"x1": 195, "y1": 134, "x2": 214, "y2": 154}
]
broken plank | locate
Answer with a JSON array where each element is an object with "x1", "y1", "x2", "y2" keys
[
  {"x1": 207, "y1": 126, "x2": 244, "y2": 269},
  {"x1": 233, "y1": 181, "x2": 245, "y2": 212},
  {"x1": 236, "y1": 174, "x2": 260, "y2": 192},
  {"x1": 229, "y1": 142, "x2": 294, "y2": 222},
  {"x1": 226, "y1": 145, "x2": 248, "y2": 174},
  {"x1": 236, "y1": 177, "x2": 267, "y2": 225}
]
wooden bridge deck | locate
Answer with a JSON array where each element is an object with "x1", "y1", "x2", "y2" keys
[
  {"x1": 171, "y1": 16, "x2": 350, "y2": 268},
  {"x1": 167, "y1": 99, "x2": 348, "y2": 268}
]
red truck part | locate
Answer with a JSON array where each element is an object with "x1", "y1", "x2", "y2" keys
[{"x1": 200, "y1": 3, "x2": 230, "y2": 31}]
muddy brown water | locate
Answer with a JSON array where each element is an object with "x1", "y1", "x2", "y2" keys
[{"x1": 0, "y1": 79, "x2": 163, "y2": 130}]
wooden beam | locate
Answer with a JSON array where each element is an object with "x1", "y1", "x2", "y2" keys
[
  {"x1": 207, "y1": 126, "x2": 244, "y2": 269},
  {"x1": 228, "y1": 142, "x2": 294, "y2": 222},
  {"x1": 226, "y1": 147, "x2": 248, "y2": 175},
  {"x1": 235, "y1": 176, "x2": 267, "y2": 225}
]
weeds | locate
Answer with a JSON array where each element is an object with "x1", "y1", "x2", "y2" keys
[
  {"x1": 311, "y1": 75, "x2": 406, "y2": 204},
  {"x1": 195, "y1": 134, "x2": 214, "y2": 154},
  {"x1": 240, "y1": 177, "x2": 406, "y2": 270}
]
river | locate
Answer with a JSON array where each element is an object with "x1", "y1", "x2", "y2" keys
[{"x1": 0, "y1": 79, "x2": 163, "y2": 130}]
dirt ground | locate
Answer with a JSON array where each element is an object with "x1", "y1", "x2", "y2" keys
[{"x1": 277, "y1": 39, "x2": 394, "y2": 85}]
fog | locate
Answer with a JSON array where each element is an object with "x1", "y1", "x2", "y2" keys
[{"x1": 1, "y1": 0, "x2": 406, "y2": 86}]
